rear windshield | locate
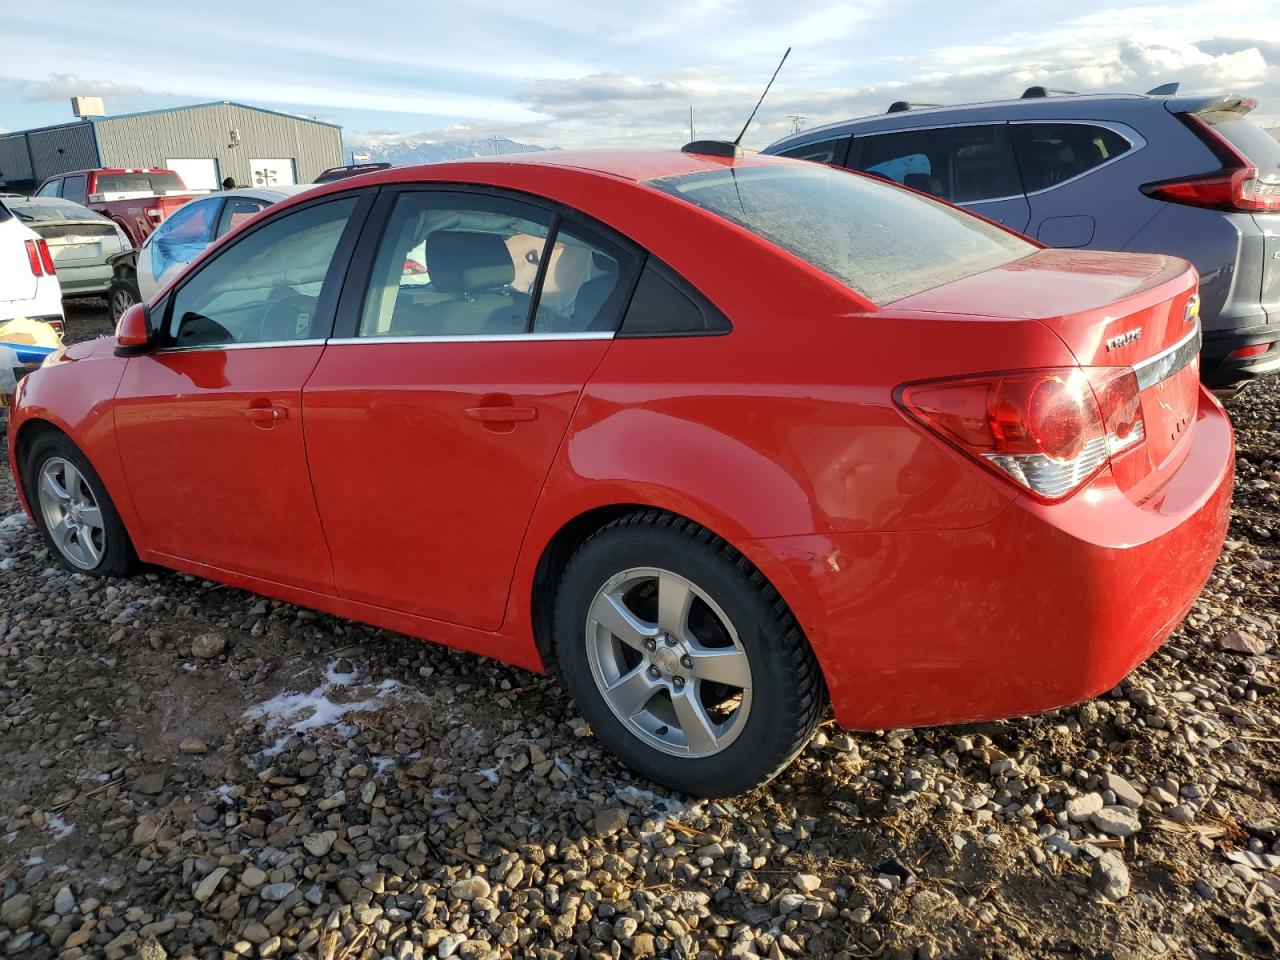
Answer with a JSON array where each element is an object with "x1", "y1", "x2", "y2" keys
[
  {"x1": 4, "y1": 198, "x2": 108, "y2": 222},
  {"x1": 646, "y1": 163, "x2": 1034, "y2": 304},
  {"x1": 1203, "y1": 114, "x2": 1280, "y2": 177},
  {"x1": 95, "y1": 172, "x2": 187, "y2": 195}
]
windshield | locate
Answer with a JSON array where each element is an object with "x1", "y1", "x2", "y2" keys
[
  {"x1": 95, "y1": 172, "x2": 187, "y2": 195},
  {"x1": 5, "y1": 198, "x2": 109, "y2": 223},
  {"x1": 646, "y1": 163, "x2": 1035, "y2": 305}
]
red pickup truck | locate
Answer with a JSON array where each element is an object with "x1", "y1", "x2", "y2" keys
[{"x1": 32, "y1": 168, "x2": 197, "y2": 247}]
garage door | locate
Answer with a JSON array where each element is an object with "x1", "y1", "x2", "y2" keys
[
  {"x1": 249, "y1": 159, "x2": 297, "y2": 187},
  {"x1": 166, "y1": 158, "x2": 219, "y2": 191}
]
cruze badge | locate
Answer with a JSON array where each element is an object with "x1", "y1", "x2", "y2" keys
[{"x1": 1106, "y1": 328, "x2": 1143, "y2": 351}]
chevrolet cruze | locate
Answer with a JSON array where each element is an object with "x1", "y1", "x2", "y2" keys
[{"x1": 8, "y1": 148, "x2": 1233, "y2": 796}]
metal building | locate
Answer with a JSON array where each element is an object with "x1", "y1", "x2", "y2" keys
[{"x1": 0, "y1": 101, "x2": 343, "y2": 193}]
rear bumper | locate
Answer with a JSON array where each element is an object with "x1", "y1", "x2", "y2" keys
[
  {"x1": 1200, "y1": 326, "x2": 1280, "y2": 386},
  {"x1": 54, "y1": 262, "x2": 113, "y2": 296},
  {"x1": 760, "y1": 388, "x2": 1234, "y2": 730}
]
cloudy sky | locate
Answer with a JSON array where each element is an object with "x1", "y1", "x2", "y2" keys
[{"x1": 2, "y1": 0, "x2": 1277, "y2": 150}]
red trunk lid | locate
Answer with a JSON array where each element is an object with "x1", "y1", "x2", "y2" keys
[{"x1": 894, "y1": 248, "x2": 1202, "y2": 499}]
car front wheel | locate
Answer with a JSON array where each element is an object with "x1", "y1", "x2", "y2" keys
[
  {"x1": 554, "y1": 511, "x2": 827, "y2": 796},
  {"x1": 108, "y1": 278, "x2": 140, "y2": 324},
  {"x1": 25, "y1": 433, "x2": 140, "y2": 577}
]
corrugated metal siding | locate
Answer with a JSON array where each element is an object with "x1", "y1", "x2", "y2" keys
[
  {"x1": 25, "y1": 123, "x2": 99, "y2": 183},
  {"x1": 95, "y1": 103, "x2": 341, "y2": 187},
  {"x1": 0, "y1": 133, "x2": 33, "y2": 185}
]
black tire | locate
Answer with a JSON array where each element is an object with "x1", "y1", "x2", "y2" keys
[
  {"x1": 554, "y1": 510, "x2": 827, "y2": 796},
  {"x1": 108, "y1": 277, "x2": 140, "y2": 323},
  {"x1": 24, "y1": 432, "x2": 141, "y2": 577}
]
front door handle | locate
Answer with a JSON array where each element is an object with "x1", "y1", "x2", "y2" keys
[
  {"x1": 464, "y1": 405, "x2": 537, "y2": 423},
  {"x1": 242, "y1": 405, "x2": 288, "y2": 422}
]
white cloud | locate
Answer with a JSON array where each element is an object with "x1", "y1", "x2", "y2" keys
[{"x1": 28, "y1": 73, "x2": 144, "y2": 101}]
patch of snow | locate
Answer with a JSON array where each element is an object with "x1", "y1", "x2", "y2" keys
[
  {"x1": 373, "y1": 757, "x2": 396, "y2": 775},
  {"x1": 0, "y1": 557, "x2": 15, "y2": 572},
  {"x1": 476, "y1": 765, "x2": 500, "y2": 784},
  {"x1": 182, "y1": 662, "x2": 196, "y2": 673},
  {"x1": 245, "y1": 665, "x2": 402, "y2": 746},
  {"x1": 214, "y1": 784, "x2": 238, "y2": 804},
  {"x1": 24, "y1": 855, "x2": 43, "y2": 866},
  {"x1": 45, "y1": 813, "x2": 74, "y2": 840},
  {"x1": 0, "y1": 513, "x2": 28, "y2": 536}
]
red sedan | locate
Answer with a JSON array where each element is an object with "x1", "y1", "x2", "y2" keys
[{"x1": 7, "y1": 148, "x2": 1233, "y2": 796}]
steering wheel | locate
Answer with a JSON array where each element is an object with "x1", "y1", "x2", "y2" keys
[{"x1": 257, "y1": 294, "x2": 317, "y2": 342}]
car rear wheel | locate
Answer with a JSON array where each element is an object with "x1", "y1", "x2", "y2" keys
[
  {"x1": 26, "y1": 433, "x2": 140, "y2": 577},
  {"x1": 108, "y1": 278, "x2": 140, "y2": 323},
  {"x1": 554, "y1": 511, "x2": 826, "y2": 796}
]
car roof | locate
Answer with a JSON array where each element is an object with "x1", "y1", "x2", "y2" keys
[
  {"x1": 312, "y1": 148, "x2": 794, "y2": 191},
  {"x1": 765, "y1": 92, "x2": 1167, "y2": 152},
  {"x1": 217, "y1": 184, "x2": 316, "y2": 203}
]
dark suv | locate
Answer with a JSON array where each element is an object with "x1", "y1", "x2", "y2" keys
[{"x1": 764, "y1": 88, "x2": 1280, "y2": 387}]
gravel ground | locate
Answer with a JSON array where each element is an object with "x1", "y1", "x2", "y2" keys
[{"x1": 0, "y1": 303, "x2": 1277, "y2": 960}]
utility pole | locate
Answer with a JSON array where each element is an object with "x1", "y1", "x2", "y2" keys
[
  {"x1": 689, "y1": 106, "x2": 696, "y2": 142},
  {"x1": 785, "y1": 114, "x2": 807, "y2": 134},
  {"x1": 489, "y1": 136, "x2": 502, "y2": 155}
]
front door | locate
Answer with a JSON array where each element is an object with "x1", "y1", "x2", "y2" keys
[
  {"x1": 303, "y1": 188, "x2": 641, "y2": 630},
  {"x1": 114, "y1": 194, "x2": 364, "y2": 591}
]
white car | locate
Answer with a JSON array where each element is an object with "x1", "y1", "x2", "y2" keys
[
  {"x1": 0, "y1": 198, "x2": 64, "y2": 328},
  {"x1": 135, "y1": 185, "x2": 314, "y2": 302}
]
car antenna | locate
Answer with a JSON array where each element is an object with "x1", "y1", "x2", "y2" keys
[{"x1": 682, "y1": 47, "x2": 791, "y2": 160}]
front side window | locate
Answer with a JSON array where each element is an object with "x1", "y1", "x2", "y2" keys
[
  {"x1": 647, "y1": 162, "x2": 1035, "y2": 305},
  {"x1": 853, "y1": 124, "x2": 1021, "y2": 203},
  {"x1": 778, "y1": 138, "x2": 845, "y2": 165},
  {"x1": 358, "y1": 191, "x2": 638, "y2": 338},
  {"x1": 166, "y1": 197, "x2": 356, "y2": 348},
  {"x1": 1011, "y1": 123, "x2": 1133, "y2": 192}
]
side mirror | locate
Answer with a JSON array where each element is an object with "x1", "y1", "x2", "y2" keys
[{"x1": 115, "y1": 303, "x2": 153, "y2": 350}]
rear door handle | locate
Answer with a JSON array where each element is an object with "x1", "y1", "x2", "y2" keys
[
  {"x1": 242, "y1": 405, "x2": 288, "y2": 422},
  {"x1": 464, "y1": 405, "x2": 538, "y2": 423}
]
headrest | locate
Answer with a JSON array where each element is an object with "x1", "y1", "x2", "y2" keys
[
  {"x1": 904, "y1": 172, "x2": 943, "y2": 196},
  {"x1": 426, "y1": 231, "x2": 514, "y2": 294}
]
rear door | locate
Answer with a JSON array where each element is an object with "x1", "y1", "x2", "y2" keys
[
  {"x1": 303, "y1": 187, "x2": 641, "y2": 630},
  {"x1": 848, "y1": 123, "x2": 1031, "y2": 232},
  {"x1": 1010, "y1": 120, "x2": 1148, "y2": 249}
]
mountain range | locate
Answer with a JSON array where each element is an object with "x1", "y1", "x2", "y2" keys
[{"x1": 344, "y1": 137, "x2": 551, "y2": 166}]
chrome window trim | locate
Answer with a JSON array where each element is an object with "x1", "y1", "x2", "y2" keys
[
  {"x1": 326, "y1": 332, "x2": 616, "y2": 345},
  {"x1": 1007, "y1": 119, "x2": 1146, "y2": 198},
  {"x1": 1132, "y1": 323, "x2": 1201, "y2": 391},
  {"x1": 153, "y1": 338, "x2": 328, "y2": 354}
]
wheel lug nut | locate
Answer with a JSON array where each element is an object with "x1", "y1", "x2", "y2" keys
[
  {"x1": 672, "y1": 676, "x2": 685, "y2": 689},
  {"x1": 664, "y1": 635, "x2": 676, "y2": 646},
  {"x1": 680, "y1": 655, "x2": 692, "y2": 669},
  {"x1": 647, "y1": 666, "x2": 660, "y2": 679},
  {"x1": 644, "y1": 639, "x2": 657, "y2": 652}
]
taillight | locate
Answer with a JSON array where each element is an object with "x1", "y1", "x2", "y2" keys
[
  {"x1": 24, "y1": 239, "x2": 43, "y2": 276},
  {"x1": 1227, "y1": 342, "x2": 1274, "y2": 361},
  {"x1": 37, "y1": 239, "x2": 55, "y2": 275},
  {"x1": 1141, "y1": 114, "x2": 1280, "y2": 212},
  {"x1": 897, "y1": 367, "x2": 1146, "y2": 501}
]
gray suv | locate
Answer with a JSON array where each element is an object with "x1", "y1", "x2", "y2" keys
[{"x1": 763, "y1": 88, "x2": 1280, "y2": 387}]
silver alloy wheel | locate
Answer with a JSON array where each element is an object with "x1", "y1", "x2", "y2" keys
[
  {"x1": 585, "y1": 567, "x2": 752, "y2": 758},
  {"x1": 36, "y1": 457, "x2": 106, "y2": 570},
  {"x1": 110, "y1": 286, "x2": 136, "y2": 322}
]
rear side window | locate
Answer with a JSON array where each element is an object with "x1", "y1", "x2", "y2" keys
[
  {"x1": 1011, "y1": 123, "x2": 1133, "y2": 192},
  {"x1": 61, "y1": 174, "x2": 87, "y2": 202},
  {"x1": 35, "y1": 179, "x2": 61, "y2": 198},
  {"x1": 852, "y1": 124, "x2": 1021, "y2": 203},
  {"x1": 647, "y1": 163, "x2": 1034, "y2": 305},
  {"x1": 218, "y1": 197, "x2": 269, "y2": 236},
  {"x1": 619, "y1": 260, "x2": 730, "y2": 336},
  {"x1": 778, "y1": 138, "x2": 845, "y2": 165},
  {"x1": 1199, "y1": 114, "x2": 1280, "y2": 177},
  {"x1": 96, "y1": 172, "x2": 186, "y2": 195}
]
